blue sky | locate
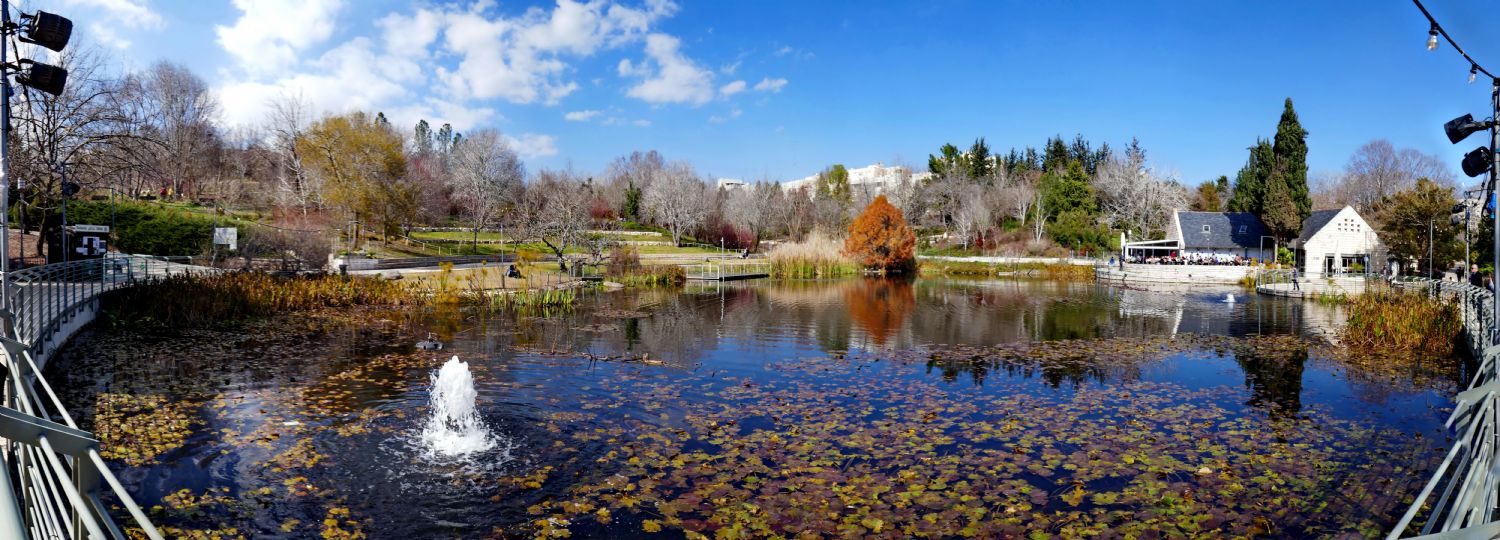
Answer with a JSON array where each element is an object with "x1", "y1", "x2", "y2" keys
[{"x1": 51, "y1": 0, "x2": 1500, "y2": 185}]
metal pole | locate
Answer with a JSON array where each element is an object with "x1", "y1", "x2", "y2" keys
[
  {"x1": 0, "y1": 0, "x2": 11, "y2": 313},
  {"x1": 1492, "y1": 79, "x2": 1499, "y2": 344}
]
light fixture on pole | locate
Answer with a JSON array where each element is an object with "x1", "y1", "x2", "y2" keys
[
  {"x1": 1472, "y1": 64, "x2": 1480, "y2": 84},
  {"x1": 0, "y1": 2, "x2": 74, "y2": 313},
  {"x1": 1429, "y1": 24, "x2": 1440, "y2": 51}
]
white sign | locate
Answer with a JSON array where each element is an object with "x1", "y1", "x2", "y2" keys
[
  {"x1": 69, "y1": 224, "x2": 109, "y2": 233},
  {"x1": 75, "y1": 236, "x2": 106, "y2": 257},
  {"x1": 213, "y1": 227, "x2": 237, "y2": 250}
]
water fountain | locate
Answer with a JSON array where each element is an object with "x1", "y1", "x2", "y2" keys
[
  {"x1": 1224, "y1": 293, "x2": 1237, "y2": 303},
  {"x1": 420, "y1": 356, "x2": 495, "y2": 458}
]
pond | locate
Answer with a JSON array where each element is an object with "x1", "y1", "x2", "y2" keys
[{"x1": 50, "y1": 278, "x2": 1461, "y2": 538}]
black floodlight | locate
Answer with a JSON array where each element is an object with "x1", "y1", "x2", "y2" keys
[
  {"x1": 18, "y1": 11, "x2": 71, "y2": 52},
  {"x1": 1462, "y1": 146, "x2": 1492, "y2": 178},
  {"x1": 60, "y1": 181, "x2": 78, "y2": 197},
  {"x1": 16, "y1": 62, "x2": 66, "y2": 95},
  {"x1": 1445, "y1": 113, "x2": 1493, "y2": 144}
]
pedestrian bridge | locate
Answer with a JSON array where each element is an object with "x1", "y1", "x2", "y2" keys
[
  {"x1": 1389, "y1": 278, "x2": 1500, "y2": 539},
  {"x1": 0, "y1": 255, "x2": 206, "y2": 540}
]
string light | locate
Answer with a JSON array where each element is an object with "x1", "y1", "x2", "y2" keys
[{"x1": 1414, "y1": 0, "x2": 1495, "y2": 83}]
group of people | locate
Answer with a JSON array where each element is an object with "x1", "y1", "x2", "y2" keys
[{"x1": 1116, "y1": 253, "x2": 1255, "y2": 266}]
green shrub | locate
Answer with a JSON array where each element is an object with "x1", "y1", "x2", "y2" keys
[{"x1": 54, "y1": 200, "x2": 220, "y2": 256}]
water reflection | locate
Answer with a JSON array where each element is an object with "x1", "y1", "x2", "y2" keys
[{"x1": 1234, "y1": 342, "x2": 1308, "y2": 416}]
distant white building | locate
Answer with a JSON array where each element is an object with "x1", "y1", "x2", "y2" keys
[
  {"x1": 716, "y1": 178, "x2": 747, "y2": 190},
  {"x1": 781, "y1": 162, "x2": 930, "y2": 196},
  {"x1": 1294, "y1": 206, "x2": 1383, "y2": 276}
]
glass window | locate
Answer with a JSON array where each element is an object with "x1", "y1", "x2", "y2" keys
[{"x1": 1202, "y1": 225, "x2": 1210, "y2": 234}]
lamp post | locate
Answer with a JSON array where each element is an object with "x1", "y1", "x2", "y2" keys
[{"x1": 0, "y1": 3, "x2": 73, "y2": 310}]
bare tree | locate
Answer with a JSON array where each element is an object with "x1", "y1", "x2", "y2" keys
[
  {"x1": 266, "y1": 93, "x2": 317, "y2": 214},
  {"x1": 449, "y1": 129, "x2": 524, "y2": 250},
  {"x1": 644, "y1": 162, "x2": 709, "y2": 245},
  {"x1": 605, "y1": 150, "x2": 665, "y2": 221},
  {"x1": 953, "y1": 184, "x2": 992, "y2": 249},
  {"x1": 1093, "y1": 153, "x2": 1186, "y2": 238},
  {"x1": 129, "y1": 61, "x2": 221, "y2": 200},
  {"x1": 1335, "y1": 139, "x2": 1455, "y2": 215},
  {"x1": 10, "y1": 46, "x2": 154, "y2": 254},
  {"x1": 515, "y1": 169, "x2": 591, "y2": 270}
]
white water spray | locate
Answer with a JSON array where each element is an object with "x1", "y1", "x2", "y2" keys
[
  {"x1": 420, "y1": 356, "x2": 495, "y2": 458},
  {"x1": 1223, "y1": 293, "x2": 1236, "y2": 303}
]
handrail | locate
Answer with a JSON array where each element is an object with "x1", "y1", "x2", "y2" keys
[
  {"x1": 1389, "y1": 277, "x2": 1500, "y2": 539},
  {"x1": 0, "y1": 255, "x2": 210, "y2": 539}
]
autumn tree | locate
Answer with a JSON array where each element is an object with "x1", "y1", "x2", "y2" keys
[
  {"x1": 297, "y1": 112, "x2": 414, "y2": 246},
  {"x1": 845, "y1": 195, "x2": 916, "y2": 274}
]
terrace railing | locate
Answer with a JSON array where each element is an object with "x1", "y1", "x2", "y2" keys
[
  {"x1": 0, "y1": 255, "x2": 209, "y2": 540},
  {"x1": 1389, "y1": 277, "x2": 1500, "y2": 539}
]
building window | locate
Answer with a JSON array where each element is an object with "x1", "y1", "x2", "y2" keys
[
  {"x1": 1202, "y1": 225, "x2": 1211, "y2": 234},
  {"x1": 1238, "y1": 225, "x2": 1246, "y2": 234}
]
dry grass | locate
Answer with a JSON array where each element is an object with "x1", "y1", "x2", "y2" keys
[{"x1": 768, "y1": 232, "x2": 860, "y2": 278}]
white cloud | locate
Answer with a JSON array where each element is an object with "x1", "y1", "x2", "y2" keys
[
  {"x1": 720, "y1": 60, "x2": 740, "y2": 75},
  {"x1": 216, "y1": 0, "x2": 344, "y2": 74},
  {"x1": 632, "y1": 119, "x2": 651, "y2": 127},
  {"x1": 774, "y1": 46, "x2": 794, "y2": 56},
  {"x1": 753, "y1": 77, "x2": 788, "y2": 93},
  {"x1": 437, "y1": 0, "x2": 677, "y2": 105},
  {"x1": 56, "y1": 0, "x2": 165, "y2": 49},
  {"x1": 565, "y1": 110, "x2": 602, "y2": 121},
  {"x1": 708, "y1": 107, "x2": 742, "y2": 124},
  {"x1": 719, "y1": 80, "x2": 746, "y2": 97},
  {"x1": 623, "y1": 33, "x2": 714, "y2": 105},
  {"x1": 504, "y1": 133, "x2": 559, "y2": 158}
]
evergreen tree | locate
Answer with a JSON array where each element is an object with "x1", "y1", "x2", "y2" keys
[
  {"x1": 623, "y1": 183, "x2": 643, "y2": 221},
  {"x1": 816, "y1": 164, "x2": 851, "y2": 202},
  {"x1": 1043, "y1": 160, "x2": 1096, "y2": 217},
  {"x1": 1042, "y1": 136, "x2": 1070, "y2": 172},
  {"x1": 413, "y1": 120, "x2": 433, "y2": 155},
  {"x1": 436, "y1": 123, "x2": 454, "y2": 154},
  {"x1": 1227, "y1": 139, "x2": 1274, "y2": 214},
  {"x1": 374, "y1": 111, "x2": 389, "y2": 128},
  {"x1": 1261, "y1": 172, "x2": 1300, "y2": 240},
  {"x1": 966, "y1": 138, "x2": 993, "y2": 181},
  {"x1": 927, "y1": 143, "x2": 964, "y2": 179},
  {"x1": 1271, "y1": 97, "x2": 1312, "y2": 231}
]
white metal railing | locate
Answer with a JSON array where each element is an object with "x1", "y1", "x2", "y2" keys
[
  {"x1": 683, "y1": 260, "x2": 771, "y2": 280},
  {"x1": 1389, "y1": 277, "x2": 1500, "y2": 539},
  {"x1": 0, "y1": 255, "x2": 212, "y2": 540}
]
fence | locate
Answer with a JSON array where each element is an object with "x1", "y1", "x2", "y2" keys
[
  {"x1": 682, "y1": 260, "x2": 772, "y2": 281},
  {"x1": 0, "y1": 255, "x2": 205, "y2": 540},
  {"x1": 1388, "y1": 277, "x2": 1500, "y2": 539}
]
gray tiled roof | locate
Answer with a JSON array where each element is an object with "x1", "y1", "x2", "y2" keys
[
  {"x1": 1297, "y1": 209, "x2": 1342, "y2": 243},
  {"x1": 1175, "y1": 212, "x2": 1271, "y2": 250}
]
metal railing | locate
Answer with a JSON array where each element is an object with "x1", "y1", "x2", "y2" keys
[
  {"x1": 0, "y1": 255, "x2": 210, "y2": 540},
  {"x1": 683, "y1": 260, "x2": 771, "y2": 280},
  {"x1": 1389, "y1": 277, "x2": 1500, "y2": 539}
]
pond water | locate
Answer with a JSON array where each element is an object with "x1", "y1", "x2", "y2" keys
[{"x1": 51, "y1": 279, "x2": 1461, "y2": 538}]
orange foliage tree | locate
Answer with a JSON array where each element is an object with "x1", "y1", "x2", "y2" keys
[{"x1": 844, "y1": 195, "x2": 917, "y2": 274}]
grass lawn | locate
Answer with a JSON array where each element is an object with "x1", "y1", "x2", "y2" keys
[{"x1": 410, "y1": 230, "x2": 510, "y2": 242}]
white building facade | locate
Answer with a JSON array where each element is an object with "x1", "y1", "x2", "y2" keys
[
  {"x1": 780, "y1": 163, "x2": 931, "y2": 196},
  {"x1": 1296, "y1": 206, "x2": 1384, "y2": 276}
]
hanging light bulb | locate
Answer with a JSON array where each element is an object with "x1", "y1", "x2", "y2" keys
[
  {"x1": 1428, "y1": 24, "x2": 1440, "y2": 51},
  {"x1": 1471, "y1": 64, "x2": 1479, "y2": 84}
]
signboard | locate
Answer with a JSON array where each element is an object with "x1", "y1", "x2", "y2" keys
[
  {"x1": 213, "y1": 227, "x2": 237, "y2": 250},
  {"x1": 68, "y1": 224, "x2": 109, "y2": 234},
  {"x1": 75, "y1": 236, "x2": 106, "y2": 257}
]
